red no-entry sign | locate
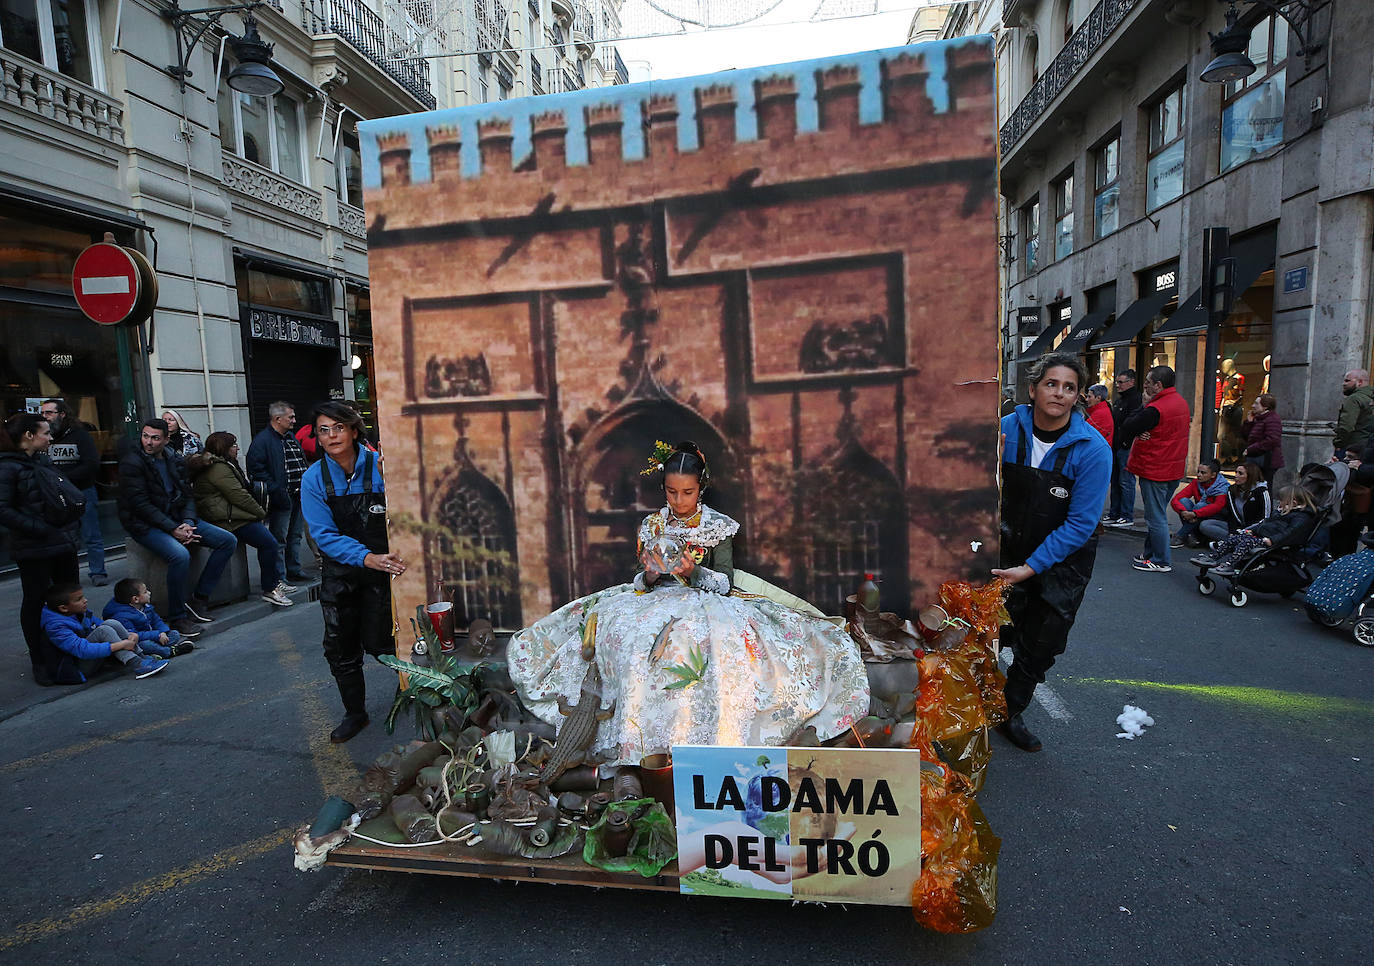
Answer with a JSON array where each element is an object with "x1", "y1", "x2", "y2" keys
[{"x1": 72, "y1": 243, "x2": 143, "y2": 325}]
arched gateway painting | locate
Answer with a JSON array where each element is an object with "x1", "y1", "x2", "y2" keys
[{"x1": 360, "y1": 39, "x2": 1000, "y2": 638}]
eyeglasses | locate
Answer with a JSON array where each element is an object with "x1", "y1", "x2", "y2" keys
[{"x1": 316, "y1": 424, "x2": 352, "y2": 437}]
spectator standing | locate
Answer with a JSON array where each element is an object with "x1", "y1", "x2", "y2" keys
[
  {"x1": 1333, "y1": 369, "x2": 1374, "y2": 460},
  {"x1": 247, "y1": 401, "x2": 309, "y2": 584},
  {"x1": 1199, "y1": 461, "x2": 1270, "y2": 543},
  {"x1": 295, "y1": 421, "x2": 319, "y2": 462},
  {"x1": 1, "y1": 412, "x2": 82, "y2": 686},
  {"x1": 1170, "y1": 459, "x2": 1229, "y2": 548},
  {"x1": 189, "y1": 432, "x2": 292, "y2": 607},
  {"x1": 1241, "y1": 394, "x2": 1285, "y2": 484},
  {"x1": 1085, "y1": 384, "x2": 1114, "y2": 443},
  {"x1": 161, "y1": 409, "x2": 204, "y2": 458},
  {"x1": 1105, "y1": 369, "x2": 1143, "y2": 528},
  {"x1": 117, "y1": 418, "x2": 237, "y2": 636},
  {"x1": 992, "y1": 352, "x2": 1111, "y2": 753},
  {"x1": 1122, "y1": 365, "x2": 1192, "y2": 572},
  {"x1": 40, "y1": 399, "x2": 106, "y2": 586}
]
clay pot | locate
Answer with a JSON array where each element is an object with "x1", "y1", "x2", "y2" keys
[
  {"x1": 613, "y1": 767, "x2": 643, "y2": 802},
  {"x1": 464, "y1": 782, "x2": 490, "y2": 820},
  {"x1": 601, "y1": 807, "x2": 633, "y2": 857},
  {"x1": 639, "y1": 753, "x2": 675, "y2": 818}
]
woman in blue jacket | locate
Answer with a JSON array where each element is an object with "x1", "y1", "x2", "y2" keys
[{"x1": 993, "y1": 352, "x2": 1112, "y2": 752}]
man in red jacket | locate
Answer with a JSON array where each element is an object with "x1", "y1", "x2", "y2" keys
[
  {"x1": 1169, "y1": 458, "x2": 1229, "y2": 548},
  {"x1": 1121, "y1": 366, "x2": 1192, "y2": 572}
]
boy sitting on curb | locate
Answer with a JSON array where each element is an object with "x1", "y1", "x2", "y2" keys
[
  {"x1": 102, "y1": 578, "x2": 197, "y2": 653},
  {"x1": 41, "y1": 584, "x2": 170, "y2": 682}
]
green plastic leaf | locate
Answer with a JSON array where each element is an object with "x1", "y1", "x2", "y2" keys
[{"x1": 377, "y1": 654, "x2": 458, "y2": 691}]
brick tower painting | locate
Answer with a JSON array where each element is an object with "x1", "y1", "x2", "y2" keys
[{"x1": 361, "y1": 39, "x2": 1000, "y2": 642}]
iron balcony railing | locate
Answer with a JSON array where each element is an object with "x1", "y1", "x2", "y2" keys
[
  {"x1": 530, "y1": 54, "x2": 544, "y2": 95},
  {"x1": 613, "y1": 48, "x2": 628, "y2": 85},
  {"x1": 999, "y1": 0, "x2": 1139, "y2": 157},
  {"x1": 306, "y1": 0, "x2": 435, "y2": 109}
]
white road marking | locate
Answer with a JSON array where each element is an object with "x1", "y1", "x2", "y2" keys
[
  {"x1": 80, "y1": 276, "x2": 130, "y2": 295},
  {"x1": 999, "y1": 649, "x2": 1074, "y2": 721}
]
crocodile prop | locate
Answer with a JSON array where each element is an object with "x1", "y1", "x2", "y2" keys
[{"x1": 539, "y1": 661, "x2": 615, "y2": 786}]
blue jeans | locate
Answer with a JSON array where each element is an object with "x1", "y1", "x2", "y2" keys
[
  {"x1": 132, "y1": 520, "x2": 237, "y2": 619},
  {"x1": 1140, "y1": 479, "x2": 1178, "y2": 565},
  {"x1": 81, "y1": 485, "x2": 106, "y2": 578},
  {"x1": 1198, "y1": 518, "x2": 1230, "y2": 543},
  {"x1": 235, "y1": 521, "x2": 282, "y2": 593},
  {"x1": 1110, "y1": 449, "x2": 1137, "y2": 520},
  {"x1": 268, "y1": 494, "x2": 305, "y2": 578},
  {"x1": 1175, "y1": 496, "x2": 1202, "y2": 542}
]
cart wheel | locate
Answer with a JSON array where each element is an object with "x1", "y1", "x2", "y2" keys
[
  {"x1": 1198, "y1": 577, "x2": 1216, "y2": 596},
  {"x1": 1230, "y1": 589, "x2": 1248, "y2": 607},
  {"x1": 1358, "y1": 600, "x2": 1372, "y2": 621},
  {"x1": 1353, "y1": 618, "x2": 1374, "y2": 648},
  {"x1": 1305, "y1": 604, "x2": 1344, "y2": 627}
]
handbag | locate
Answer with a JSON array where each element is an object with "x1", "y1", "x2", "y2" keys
[
  {"x1": 1348, "y1": 482, "x2": 1372, "y2": 515},
  {"x1": 249, "y1": 479, "x2": 272, "y2": 514}
]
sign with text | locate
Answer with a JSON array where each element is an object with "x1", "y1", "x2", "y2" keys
[
  {"x1": 672, "y1": 745, "x2": 921, "y2": 906},
  {"x1": 1283, "y1": 266, "x2": 1308, "y2": 294},
  {"x1": 248, "y1": 309, "x2": 339, "y2": 349}
]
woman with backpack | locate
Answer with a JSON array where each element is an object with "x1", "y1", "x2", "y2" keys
[{"x1": 0, "y1": 412, "x2": 84, "y2": 686}]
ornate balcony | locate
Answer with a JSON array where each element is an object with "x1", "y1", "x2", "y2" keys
[
  {"x1": 572, "y1": 2, "x2": 595, "y2": 58},
  {"x1": 0, "y1": 49, "x2": 124, "y2": 146},
  {"x1": 550, "y1": 0, "x2": 574, "y2": 25},
  {"x1": 305, "y1": 0, "x2": 435, "y2": 110},
  {"x1": 221, "y1": 155, "x2": 324, "y2": 221},
  {"x1": 1000, "y1": 0, "x2": 1139, "y2": 157},
  {"x1": 1002, "y1": 0, "x2": 1036, "y2": 27}
]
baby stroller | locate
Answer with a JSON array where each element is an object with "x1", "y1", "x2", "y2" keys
[
  {"x1": 1194, "y1": 462, "x2": 1348, "y2": 608},
  {"x1": 1304, "y1": 531, "x2": 1374, "y2": 646}
]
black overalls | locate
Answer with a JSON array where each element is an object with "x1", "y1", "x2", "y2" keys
[
  {"x1": 318, "y1": 449, "x2": 394, "y2": 716},
  {"x1": 999, "y1": 425, "x2": 1098, "y2": 718}
]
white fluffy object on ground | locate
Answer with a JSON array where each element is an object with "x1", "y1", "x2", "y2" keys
[{"x1": 1116, "y1": 705, "x2": 1155, "y2": 739}]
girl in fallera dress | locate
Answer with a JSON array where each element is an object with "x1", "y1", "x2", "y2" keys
[{"x1": 508, "y1": 441, "x2": 870, "y2": 764}]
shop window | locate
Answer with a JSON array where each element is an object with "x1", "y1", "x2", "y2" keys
[
  {"x1": 1021, "y1": 198, "x2": 1039, "y2": 274},
  {"x1": 0, "y1": 0, "x2": 100, "y2": 88},
  {"x1": 1221, "y1": 15, "x2": 1287, "y2": 172},
  {"x1": 1053, "y1": 173, "x2": 1074, "y2": 260},
  {"x1": 336, "y1": 128, "x2": 364, "y2": 209},
  {"x1": 1146, "y1": 82, "x2": 1186, "y2": 211},
  {"x1": 236, "y1": 267, "x2": 330, "y2": 317},
  {"x1": 0, "y1": 213, "x2": 90, "y2": 294},
  {"x1": 1093, "y1": 135, "x2": 1120, "y2": 239},
  {"x1": 219, "y1": 82, "x2": 309, "y2": 185}
]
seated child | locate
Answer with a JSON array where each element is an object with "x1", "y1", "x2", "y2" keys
[
  {"x1": 102, "y1": 578, "x2": 195, "y2": 656},
  {"x1": 1191, "y1": 485, "x2": 1319, "y2": 576},
  {"x1": 41, "y1": 584, "x2": 170, "y2": 683}
]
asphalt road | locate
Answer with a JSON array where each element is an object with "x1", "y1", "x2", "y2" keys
[{"x1": 1, "y1": 529, "x2": 1369, "y2": 965}]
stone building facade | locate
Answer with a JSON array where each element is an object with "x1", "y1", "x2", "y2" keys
[{"x1": 361, "y1": 40, "x2": 1001, "y2": 631}]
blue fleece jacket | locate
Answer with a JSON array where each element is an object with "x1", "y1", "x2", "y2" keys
[
  {"x1": 102, "y1": 600, "x2": 170, "y2": 644},
  {"x1": 1001, "y1": 405, "x2": 1113, "y2": 574},
  {"x1": 300, "y1": 444, "x2": 385, "y2": 568},
  {"x1": 41, "y1": 607, "x2": 114, "y2": 660}
]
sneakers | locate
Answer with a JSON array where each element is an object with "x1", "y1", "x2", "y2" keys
[
  {"x1": 1106, "y1": 517, "x2": 1134, "y2": 528},
  {"x1": 1132, "y1": 553, "x2": 1150, "y2": 565},
  {"x1": 133, "y1": 657, "x2": 169, "y2": 679},
  {"x1": 1189, "y1": 554, "x2": 1219, "y2": 568},
  {"x1": 170, "y1": 618, "x2": 203, "y2": 639},
  {"x1": 169, "y1": 640, "x2": 195, "y2": 657},
  {"x1": 276, "y1": 581, "x2": 298, "y2": 593},
  {"x1": 184, "y1": 596, "x2": 214, "y2": 623},
  {"x1": 90, "y1": 574, "x2": 109, "y2": 587},
  {"x1": 1133, "y1": 558, "x2": 1172, "y2": 573},
  {"x1": 141, "y1": 641, "x2": 173, "y2": 659},
  {"x1": 1210, "y1": 563, "x2": 1238, "y2": 576},
  {"x1": 1170, "y1": 537, "x2": 1187, "y2": 549},
  {"x1": 262, "y1": 586, "x2": 294, "y2": 607}
]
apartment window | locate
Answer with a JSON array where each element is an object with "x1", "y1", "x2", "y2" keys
[
  {"x1": 1093, "y1": 135, "x2": 1120, "y2": 239},
  {"x1": 1146, "y1": 82, "x2": 1186, "y2": 211},
  {"x1": 1221, "y1": 15, "x2": 1287, "y2": 172},
  {"x1": 336, "y1": 128, "x2": 363, "y2": 209},
  {"x1": 0, "y1": 0, "x2": 101, "y2": 87},
  {"x1": 478, "y1": 76, "x2": 489, "y2": 102},
  {"x1": 1053, "y1": 174, "x2": 1074, "y2": 260},
  {"x1": 218, "y1": 82, "x2": 308, "y2": 184},
  {"x1": 1022, "y1": 199, "x2": 1040, "y2": 274}
]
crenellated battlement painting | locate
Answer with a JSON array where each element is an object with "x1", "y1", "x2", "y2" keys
[{"x1": 360, "y1": 39, "x2": 1001, "y2": 639}]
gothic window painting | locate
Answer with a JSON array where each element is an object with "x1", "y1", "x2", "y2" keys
[{"x1": 430, "y1": 467, "x2": 521, "y2": 630}]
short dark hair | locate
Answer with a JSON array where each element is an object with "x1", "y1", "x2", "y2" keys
[
  {"x1": 1120, "y1": 368, "x2": 1137, "y2": 382},
  {"x1": 1257, "y1": 393, "x2": 1276, "y2": 412},
  {"x1": 142, "y1": 418, "x2": 169, "y2": 436},
  {"x1": 0, "y1": 413, "x2": 48, "y2": 452},
  {"x1": 113, "y1": 578, "x2": 145, "y2": 604},
  {"x1": 1027, "y1": 352, "x2": 1088, "y2": 393},
  {"x1": 1147, "y1": 365, "x2": 1176, "y2": 388},
  {"x1": 41, "y1": 398, "x2": 69, "y2": 414},
  {"x1": 45, "y1": 582, "x2": 84, "y2": 611},
  {"x1": 1202, "y1": 458, "x2": 1222, "y2": 474},
  {"x1": 203, "y1": 432, "x2": 238, "y2": 459}
]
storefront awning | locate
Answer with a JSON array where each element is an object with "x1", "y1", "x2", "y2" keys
[
  {"x1": 1089, "y1": 290, "x2": 1173, "y2": 350},
  {"x1": 0, "y1": 181, "x2": 148, "y2": 233},
  {"x1": 233, "y1": 247, "x2": 340, "y2": 281},
  {"x1": 1056, "y1": 311, "x2": 1113, "y2": 355},
  {"x1": 1018, "y1": 312, "x2": 1074, "y2": 362},
  {"x1": 1153, "y1": 236, "x2": 1276, "y2": 337}
]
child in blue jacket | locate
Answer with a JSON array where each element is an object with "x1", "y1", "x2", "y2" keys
[
  {"x1": 41, "y1": 584, "x2": 170, "y2": 682},
  {"x1": 103, "y1": 578, "x2": 195, "y2": 656}
]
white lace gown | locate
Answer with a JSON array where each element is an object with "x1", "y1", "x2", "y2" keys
[{"x1": 508, "y1": 506, "x2": 871, "y2": 765}]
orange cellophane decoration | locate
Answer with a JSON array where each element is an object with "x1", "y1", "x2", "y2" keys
[{"x1": 907, "y1": 578, "x2": 1010, "y2": 933}]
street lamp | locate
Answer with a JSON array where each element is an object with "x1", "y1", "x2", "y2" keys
[
  {"x1": 165, "y1": 2, "x2": 284, "y2": 97},
  {"x1": 1201, "y1": 1, "x2": 1324, "y2": 84}
]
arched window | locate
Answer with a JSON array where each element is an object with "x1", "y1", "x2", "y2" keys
[
  {"x1": 1023, "y1": 34, "x2": 1040, "y2": 92},
  {"x1": 1058, "y1": 0, "x2": 1074, "y2": 45},
  {"x1": 430, "y1": 467, "x2": 521, "y2": 630}
]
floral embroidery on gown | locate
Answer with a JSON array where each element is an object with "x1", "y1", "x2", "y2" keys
[{"x1": 508, "y1": 505, "x2": 871, "y2": 764}]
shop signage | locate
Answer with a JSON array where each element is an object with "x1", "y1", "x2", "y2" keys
[
  {"x1": 248, "y1": 309, "x2": 339, "y2": 348},
  {"x1": 672, "y1": 745, "x2": 921, "y2": 906},
  {"x1": 1020, "y1": 335, "x2": 1037, "y2": 353},
  {"x1": 1016, "y1": 306, "x2": 1041, "y2": 333},
  {"x1": 1283, "y1": 267, "x2": 1307, "y2": 294},
  {"x1": 72, "y1": 243, "x2": 144, "y2": 325},
  {"x1": 1056, "y1": 303, "x2": 1073, "y2": 322},
  {"x1": 1153, "y1": 269, "x2": 1177, "y2": 293}
]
